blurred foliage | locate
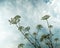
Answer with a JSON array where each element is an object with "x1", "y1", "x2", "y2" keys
[
  {"x1": 9, "y1": 15, "x2": 59, "y2": 48},
  {"x1": 24, "y1": 26, "x2": 30, "y2": 31},
  {"x1": 41, "y1": 15, "x2": 50, "y2": 20},
  {"x1": 54, "y1": 38, "x2": 59, "y2": 42},
  {"x1": 18, "y1": 43, "x2": 24, "y2": 48},
  {"x1": 36, "y1": 24, "x2": 43, "y2": 31},
  {"x1": 18, "y1": 26, "x2": 24, "y2": 32},
  {"x1": 33, "y1": 32, "x2": 37, "y2": 36},
  {"x1": 9, "y1": 15, "x2": 21, "y2": 24}
]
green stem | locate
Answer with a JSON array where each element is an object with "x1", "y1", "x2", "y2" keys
[
  {"x1": 35, "y1": 35, "x2": 36, "y2": 48},
  {"x1": 47, "y1": 45, "x2": 51, "y2": 48},
  {"x1": 46, "y1": 20, "x2": 51, "y2": 34},
  {"x1": 21, "y1": 31, "x2": 36, "y2": 48},
  {"x1": 16, "y1": 24, "x2": 36, "y2": 48},
  {"x1": 46, "y1": 20, "x2": 54, "y2": 48},
  {"x1": 55, "y1": 41, "x2": 57, "y2": 48},
  {"x1": 28, "y1": 31, "x2": 40, "y2": 48}
]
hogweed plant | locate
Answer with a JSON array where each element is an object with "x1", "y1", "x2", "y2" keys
[{"x1": 9, "y1": 15, "x2": 59, "y2": 48}]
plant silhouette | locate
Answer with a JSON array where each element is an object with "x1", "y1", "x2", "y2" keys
[{"x1": 9, "y1": 15, "x2": 59, "y2": 48}]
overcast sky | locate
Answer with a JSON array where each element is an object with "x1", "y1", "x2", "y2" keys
[{"x1": 0, "y1": 0, "x2": 60, "y2": 48}]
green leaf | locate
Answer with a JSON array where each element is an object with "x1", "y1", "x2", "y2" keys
[
  {"x1": 18, "y1": 43, "x2": 24, "y2": 48},
  {"x1": 33, "y1": 32, "x2": 37, "y2": 36},
  {"x1": 25, "y1": 33, "x2": 29, "y2": 37},
  {"x1": 14, "y1": 15, "x2": 21, "y2": 19},
  {"x1": 24, "y1": 26, "x2": 30, "y2": 31},
  {"x1": 41, "y1": 34, "x2": 47, "y2": 38},
  {"x1": 54, "y1": 38, "x2": 59, "y2": 41},
  {"x1": 41, "y1": 15, "x2": 50, "y2": 20},
  {"x1": 18, "y1": 26, "x2": 24, "y2": 31},
  {"x1": 40, "y1": 37, "x2": 43, "y2": 42},
  {"x1": 45, "y1": 42, "x2": 50, "y2": 45},
  {"x1": 9, "y1": 15, "x2": 21, "y2": 24},
  {"x1": 36, "y1": 24, "x2": 43, "y2": 30},
  {"x1": 38, "y1": 46, "x2": 41, "y2": 48},
  {"x1": 48, "y1": 25, "x2": 53, "y2": 28},
  {"x1": 40, "y1": 34, "x2": 46, "y2": 42},
  {"x1": 40, "y1": 34, "x2": 50, "y2": 42},
  {"x1": 9, "y1": 18, "x2": 17, "y2": 24}
]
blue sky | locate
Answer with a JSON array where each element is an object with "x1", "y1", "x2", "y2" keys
[{"x1": 0, "y1": 0, "x2": 60, "y2": 48}]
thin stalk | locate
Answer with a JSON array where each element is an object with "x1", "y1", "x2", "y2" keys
[
  {"x1": 47, "y1": 44, "x2": 51, "y2": 48},
  {"x1": 21, "y1": 31, "x2": 36, "y2": 48},
  {"x1": 28, "y1": 31, "x2": 40, "y2": 48},
  {"x1": 22, "y1": 32, "x2": 36, "y2": 48},
  {"x1": 15, "y1": 24, "x2": 36, "y2": 48},
  {"x1": 46, "y1": 20, "x2": 51, "y2": 34},
  {"x1": 16, "y1": 24, "x2": 41, "y2": 48},
  {"x1": 35, "y1": 35, "x2": 36, "y2": 48},
  {"x1": 49, "y1": 39, "x2": 53, "y2": 48},
  {"x1": 55, "y1": 41, "x2": 57, "y2": 48},
  {"x1": 46, "y1": 20, "x2": 54, "y2": 48},
  {"x1": 48, "y1": 45, "x2": 51, "y2": 48},
  {"x1": 28, "y1": 31, "x2": 40, "y2": 47},
  {"x1": 37, "y1": 30, "x2": 42, "y2": 45}
]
